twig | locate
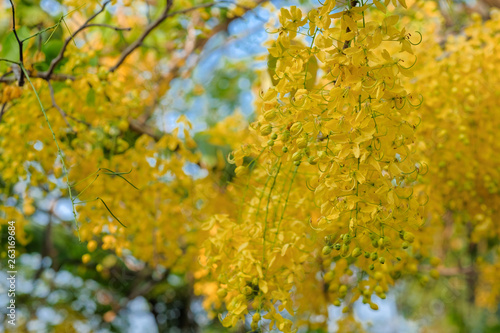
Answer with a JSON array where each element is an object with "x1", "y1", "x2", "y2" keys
[
  {"x1": 21, "y1": 65, "x2": 81, "y2": 240},
  {"x1": 0, "y1": 71, "x2": 75, "y2": 83},
  {"x1": 109, "y1": 0, "x2": 174, "y2": 72},
  {"x1": 44, "y1": 1, "x2": 112, "y2": 80},
  {"x1": 47, "y1": 81, "x2": 75, "y2": 130},
  {"x1": 85, "y1": 23, "x2": 132, "y2": 31},
  {"x1": 0, "y1": 102, "x2": 7, "y2": 123},
  {"x1": 109, "y1": 0, "x2": 268, "y2": 72},
  {"x1": 8, "y1": 0, "x2": 24, "y2": 86}
]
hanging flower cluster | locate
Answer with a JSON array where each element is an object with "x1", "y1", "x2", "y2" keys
[
  {"x1": 412, "y1": 10, "x2": 500, "y2": 311},
  {"x1": 200, "y1": 0, "x2": 427, "y2": 331}
]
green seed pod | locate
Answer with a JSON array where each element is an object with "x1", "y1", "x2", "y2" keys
[
  {"x1": 379, "y1": 257, "x2": 385, "y2": 264},
  {"x1": 334, "y1": 243, "x2": 341, "y2": 251},
  {"x1": 270, "y1": 133, "x2": 278, "y2": 140},
  {"x1": 371, "y1": 252, "x2": 378, "y2": 261},
  {"x1": 282, "y1": 146, "x2": 288, "y2": 153},
  {"x1": 402, "y1": 241, "x2": 409, "y2": 249}
]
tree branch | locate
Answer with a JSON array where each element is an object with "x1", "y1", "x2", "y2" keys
[
  {"x1": 109, "y1": 0, "x2": 174, "y2": 72},
  {"x1": 85, "y1": 23, "x2": 132, "y2": 31},
  {"x1": 0, "y1": 102, "x2": 7, "y2": 123},
  {"x1": 44, "y1": 1, "x2": 112, "y2": 80},
  {"x1": 109, "y1": 0, "x2": 267, "y2": 72},
  {"x1": 0, "y1": 71, "x2": 75, "y2": 83},
  {"x1": 8, "y1": 0, "x2": 24, "y2": 86}
]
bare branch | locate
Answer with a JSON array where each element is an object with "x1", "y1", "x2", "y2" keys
[
  {"x1": 85, "y1": 23, "x2": 132, "y2": 31},
  {"x1": 109, "y1": 0, "x2": 174, "y2": 72},
  {"x1": 47, "y1": 81, "x2": 91, "y2": 128},
  {"x1": 47, "y1": 81, "x2": 74, "y2": 130},
  {"x1": 0, "y1": 71, "x2": 75, "y2": 83},
  {"x1": 0, "y1": 102, "x2": 7, "y2": 123},
  {"x1": 109, "y1": 0, "x2": 268, "y2": 72},
  {"x1": 44, "y1": 1, "x2": 112, "y2": 80},
  {"x1": 8, "y1": 0, "x2": 24, "y2": 86}
]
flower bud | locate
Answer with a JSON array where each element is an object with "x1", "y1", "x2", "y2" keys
[
  {"x1": 296, "y1": 137, "x2": 308, "y2": 149},
  {"x1": 290, "y1": 122, "x2": 303, "y2": 136},
  {"x1": 403, "y1": 232, "x2": 415, "y2": 243},
  {"x1": 352, "y1": 247, "x2": 362, "y2": 257},
  {"x1": 264, "y1": 110, "x2": 277, "y2": 121},
  {"x1": 235, "y1": 166, "x2": 248, "y2": 177},
  {"x1": 260, "y1": 124, "x2": 272, "y2": 136},
  {"x1": 292, "y1": 151, "x2": 303, "y2": 161}
]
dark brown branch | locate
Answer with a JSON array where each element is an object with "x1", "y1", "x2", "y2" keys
[
  {"x1": 343, "y1": 1, "x2": 358, "y2": 50},
  {"x1": 109, "y1": 0, "x2": 270, "y2": 73},
  {"x1": 47, "y1": 81, "x2": 75, "y2": 130},
  {"x1": 0, "y1": 71, "x2": 75, "y2": 83},
  {"x1": 109, "y1": 0, "x2": 174, "y2": 72},
  {"x1": 85, "y1": 23, "x2": 132, "y2": 31},
  {"x1": 44, "y1": 1, "x2": 112, "y2": 80},
  {"x1": 0, "y1": 102, "x2": 7, "y2": 123},
  {"x1": 8, "y1": 0, "x2": 24, "y2": 86}
]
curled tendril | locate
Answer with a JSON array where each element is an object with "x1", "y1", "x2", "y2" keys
[
  {"x1": 393, "y1": 136, "x2": 406, "y2": 148},
  {"x1": 289, "y1": 94, "x2": 308, "y2": 108},
  {"x1": 406, "y1": 94, "x2": 424, "y2": 108},
  {"x1": 407, "y1": 31, "x2": 423, "y2": 46},
  {"x1": 419, "y1": 192, "x2": 430, "y2": 206},
  {"x1": 305, "y1": 178, "x2": 318, "y2": 191},
  {"x1": 396, "y1": 203, "x2": 412, "y2": 216},
  {"x1": 397, "y1": 145, "x2": 411, "y2": 163},
  {"x1": 394, "y1": 187, "x2": 414, "y2": 200},
  {"x1": 318, "y1": 161, "x2": 331, "y2": 173},
  {"x1": 417, "y1": 162, "x2": 429, "y2": 176},
  {"x1": 394, "y1": 97, "x2": 407, "y2": 110},
  {"x1": 412, "y1": 116, "x2": 422, "y2": 129},
  {"x1": 398, "y1": 55, "x2": 418, "y2": 70},
  {"x1": 309, "y1": 216, "x2": 324, "y2": 231},
  {"x1": 362, "y1": 77, "x2": 379, "y2": 89},
  {"x1": 372, "y1": 138, "x2": 382, "y2": 151},
  {"x1": 373, "y1": 151, "x2": 385, "y2": 162},
  {"x1": 373, "y1": 126, "x2": 388, "y2": 139}
]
